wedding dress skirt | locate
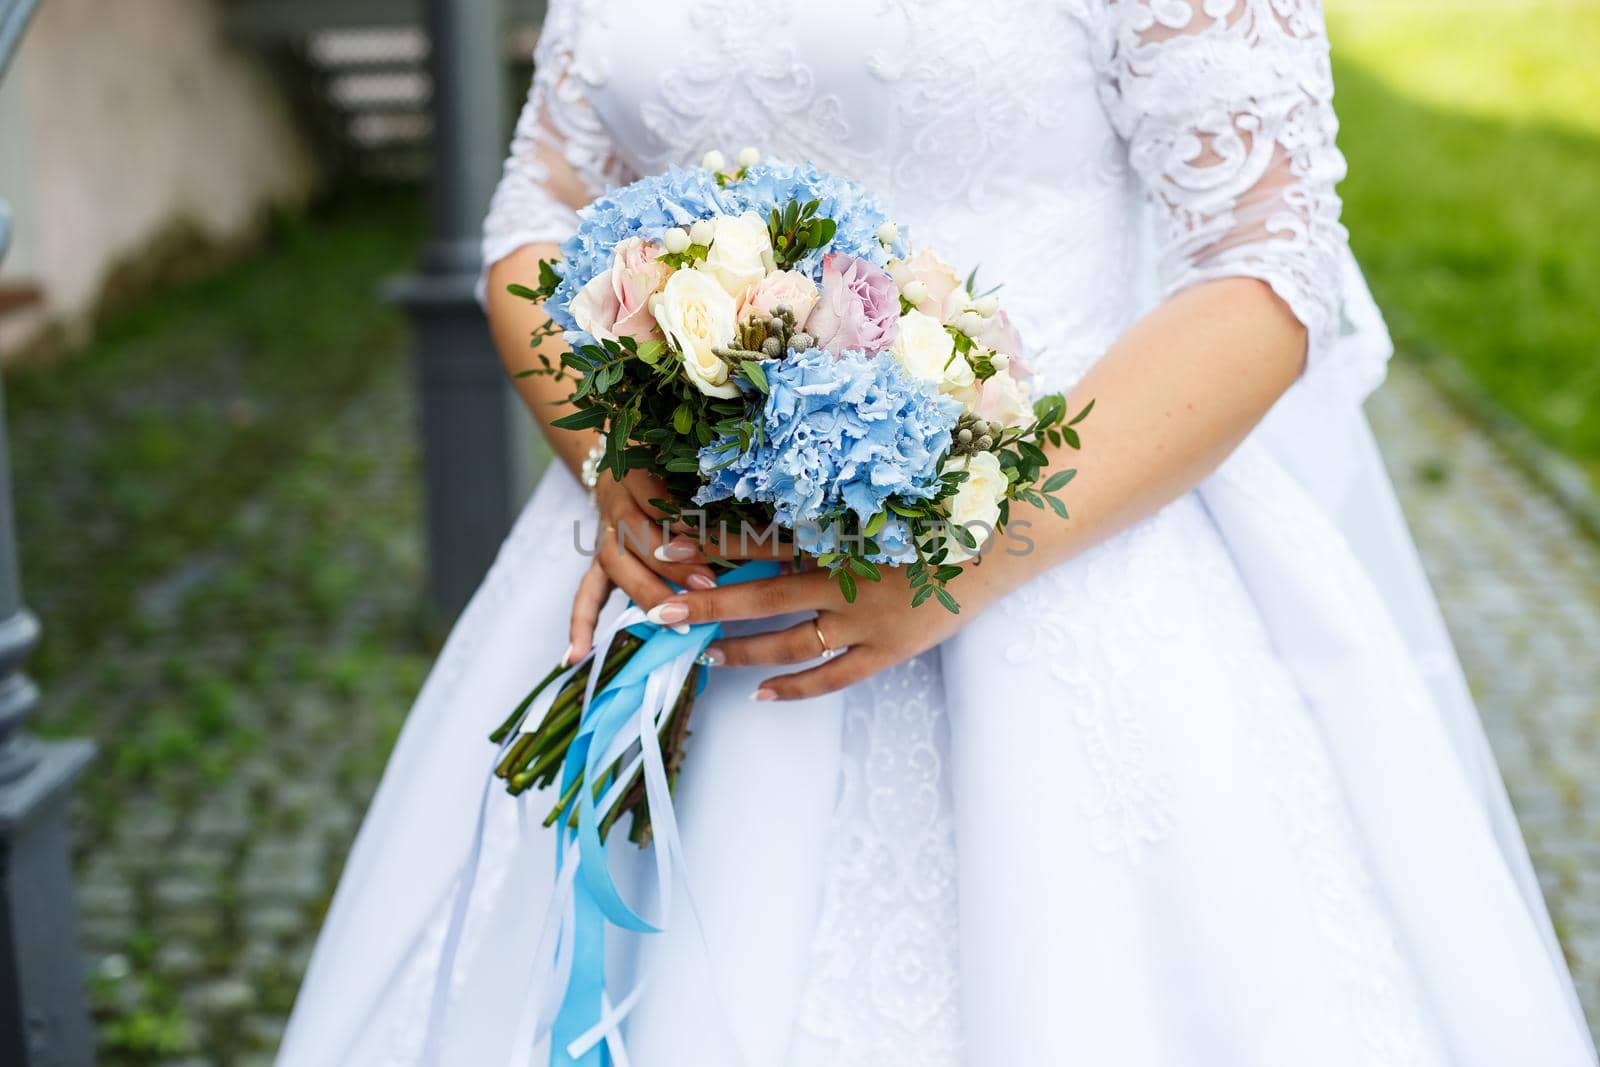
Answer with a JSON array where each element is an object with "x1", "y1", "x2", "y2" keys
[
  {"x1": 277, "y1": 0, "x2": 1597, "y2": 1063},
  {"x1": 278, "y1": 425, "x2": 1595, "y2": 1066}
]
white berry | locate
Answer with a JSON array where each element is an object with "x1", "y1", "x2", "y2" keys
[
  {"x1": 689, "y1": 219, "x2": 715, "y2": 246},
  {"x1": 662, "y1": 227, "x2": 691, "y2": 254},
  {"x1": 974, "y1": 294, "x2": 1000, "y2": 317},
  {"x1": 876, "y1": 221, "x2": 899, "y2": 245},
  {"x1": 956, "y1": 310, "x2": 986, "y2": 336},
  {"x1": 736, "y1": 146, "x2": 761, "y2": 168},
  {"x1": 902, "y1": 279, "x2": 930, "y2": 305},
  {"x1": 700, "y1": 149, "x2": 727, "y2": 172}
]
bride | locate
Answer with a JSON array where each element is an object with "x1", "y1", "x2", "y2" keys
[{"x1": 277, "y1": 1, "x2": 1597, "y2": 1064}]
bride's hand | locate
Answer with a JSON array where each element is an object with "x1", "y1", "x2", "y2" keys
[
  {"x1": 646, "y1": 564, "x2": 1003, "y2": 700},
  {"x1": 567, "y1": 471, "x2": 719, "y2": 662}
]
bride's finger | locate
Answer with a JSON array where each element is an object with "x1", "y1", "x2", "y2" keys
[
  {"x1": 633, "y1": 526, "x2": 718, "y2": 591},
  {"x1": 652, "y1": 571, "x2": 840, "y2": 627},
  {"x1": 567, "y1": 561, "x2": 612, "y2": 663},
  {"x1": 598, "y1": 527, "x2": 677, "y2": 615},
  {"x1": 752, "y1": 647, "x2": 882, "y2": 702},
  {"x1": 702, "y1": 612, "x2": 851, "y2": 668}
]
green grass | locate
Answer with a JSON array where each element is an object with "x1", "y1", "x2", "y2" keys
[
  {"x1": 1328, "y1": 1, "x2": 1600, "y2": 476},
  {"x1": 5, "y1": 189, "x2": 436, "y2": 1063}
]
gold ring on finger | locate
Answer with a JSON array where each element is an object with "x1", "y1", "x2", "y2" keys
[{"x1": 813, "y1": 619, "x2": 838, "y2": 660}]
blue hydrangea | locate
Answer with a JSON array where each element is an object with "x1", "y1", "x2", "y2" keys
[
  {"x1": 547, "y1": 161, "x2": 906, "y2": 341},
  {"x1": 695, "y1": 348, "x2": 959, "y2": 563},
  {"x1": 548, "y1": 165, "x2": 732, "y2": 334},
  {"x1": 719, "y1": 161, "x2": 907, "y2": 277}
]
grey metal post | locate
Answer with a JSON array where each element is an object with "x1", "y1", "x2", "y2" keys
[
  {"x1": 0, "y1": 4, "x2": 98, "y2": 1064},
  {"x1": 391, "y1": 0, "x2": 527, "y2": 624}
]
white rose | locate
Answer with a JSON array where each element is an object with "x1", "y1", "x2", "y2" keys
[
  {"x1": 892, "y1": 309, "x2": 974, "y2": 393},
  {"x1": 704, "y1": 212, "x2": 773, "y2": 300},
  {"x1": 651, "y1": 268, "x2": 740, "y2": 398},
  {"x1": 942, "y1": 450, "x2": 1008, "y2": 563}
]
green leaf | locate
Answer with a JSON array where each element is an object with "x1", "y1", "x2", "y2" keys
[
  {"x1": 1061, "y1": 426, "x2": 1080, "y2": 450},
  {"x1": 740, "y1": 360, "x2": 770, "y2": 393},
  {"x1": 1046, "y1": 494, "x2": 1070, "y2": 520},
  {"x1": 837, "y1": 568, "x2": 858, "y2": 603},
  {"x1": 863, "y1": 510, "x2": 887, "y2": 538},
  {"x1": 934, "y1": 587, "x2": 961, "y2": 614},
  {"x1": 911, "y1": 584, "x2": 935, "y2": 607},
  {"x1": 846, "y1": 557, "x2": 882, "y2": 582},
  {"x1": 1068, "y1": 398, "x2": 1095, "y2": 426},
  {"x1": 551, "y1": 407, "x2": 607, "y2": 431},
  {"x1": 506, "y1": 283, "x2": 541, "y2": 301},
  {"x1": 636, "y1": 339, "x2": 665, "y2": 365},
  {"x1": 1042, "y1": 469, "x2": 1076, "y2": 493},
  {"x1": 672, "y1": 404, "x2": 694, "y2": 435}
]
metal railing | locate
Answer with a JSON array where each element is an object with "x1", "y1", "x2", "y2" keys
[{"x1": 0, "y1": 1, "x2": 98, "y2": 1063}]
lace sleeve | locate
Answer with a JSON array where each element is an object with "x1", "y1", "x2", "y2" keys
[
  {"x1": 479, "y1": 0, "x2": 631, "y2": 295},
  {"x1": 1090, "y1": 0, "x2": 1349, "y2": 372}
]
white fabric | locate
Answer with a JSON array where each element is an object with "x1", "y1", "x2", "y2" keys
[{"x1": 278, "y1": 1, "x2": 1598, "y2": 1064}]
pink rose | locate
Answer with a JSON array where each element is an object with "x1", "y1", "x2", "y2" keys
[
  {"x1": 974, "y1": 364, "x2": 1034, "y2": 428},
  {"x1": 804, "y1": 253, "x2": 900, "y2": 353},
  {"x1": 973, "y1": 310, "x2": 1030, "y2": 373},
  {"x1": 739, "y1": 269, "x2": 819, "y2": 326},
  {"x1": 903, "y1": 247, "x2": 964, "y2": 318},
  {"x1": 570, "y1": 237, "x2": 670, "y2": 342}
]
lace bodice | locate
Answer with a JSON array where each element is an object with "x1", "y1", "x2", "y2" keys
[{"x1": 482, "y1": 0, "x2": 1358, "y2": 391}]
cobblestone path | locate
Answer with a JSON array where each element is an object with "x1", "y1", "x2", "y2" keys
[{"x1": 49, "y1": 359, "x2": 1599, "y2": 1063}]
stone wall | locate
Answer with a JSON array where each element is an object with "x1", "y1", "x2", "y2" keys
[{"x1": 0, "y1": 0, "x2": 317, "y2": 360}]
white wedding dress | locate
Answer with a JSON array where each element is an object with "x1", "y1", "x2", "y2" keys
[{"x1": 277, "y1": 1, "x2": 1598, "y2": 1064}]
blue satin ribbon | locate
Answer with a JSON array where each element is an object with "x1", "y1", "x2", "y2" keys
[{"x1": 550, "y1": 560, "x2": 779, "y2": 1066}]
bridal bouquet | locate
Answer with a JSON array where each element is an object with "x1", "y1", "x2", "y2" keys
[
  {"x1": 482, "y1": 150, "x2": 1088, "y2": 1064},
  {"x1": 494, "y1": 150, "x2": 1088, "y2": 839}
]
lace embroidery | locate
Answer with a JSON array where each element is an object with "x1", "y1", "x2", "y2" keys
[
  {"x1": 1001, "y1": 513, "x2": 1183, "y2": 862},
  {"x1": 792, "y1": 651, "x2": 963, "y2": 1066},
  {"x1": 1086, "y1": 0, "x2": 1349, "y2": 373},
  {"x1": 480, "y1": 0, "x2": 633, "y2": 281},
  {"x1": 628, "y1": 1, "x2": 863, "y2": 179}
]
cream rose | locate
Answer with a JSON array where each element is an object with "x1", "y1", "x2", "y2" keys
[
  {"x1": 704, "y1": 212, "x2": 772, "y2": 300},
  {"x1": 740, "y1": 269, "x2": 819, "y2": 326},
  {"x1": 892, "y1": 309, "x2": 974, "y2": 393},
  {"x1": 651, "y1": 268, "x2": 740, "y2": 398},
  {"x1": 942, "y1": 450, "x2": 1008, "y2": 563}
]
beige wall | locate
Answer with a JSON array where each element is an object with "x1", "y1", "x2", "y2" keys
[{"x1": 0, "y1": 0, "x2": 317, "y2": 358}]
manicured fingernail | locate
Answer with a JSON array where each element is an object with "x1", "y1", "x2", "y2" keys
[
  {"x1": 697, "y1": 647, "x2": 725, "y2": 667},
  {"x1": 647, "y1": 601, "x2": 689, "y2": 625},
  {"x1": 653, "y1": 543, "x2": 696, "y2": 562},
  {"x1": 687, "y1": 573, "x2": 717, "y2": 590},
  {"x1": 752, "y1": 688, "x2": 777, "y2": 702},
  {"x1": 560, "y1": 643, "x2": 573, "y2": 666}
]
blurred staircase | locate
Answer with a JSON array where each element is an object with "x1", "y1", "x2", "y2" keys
[{"x1": 223, "y1": 0, "x2": 541, "y2": 182}]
